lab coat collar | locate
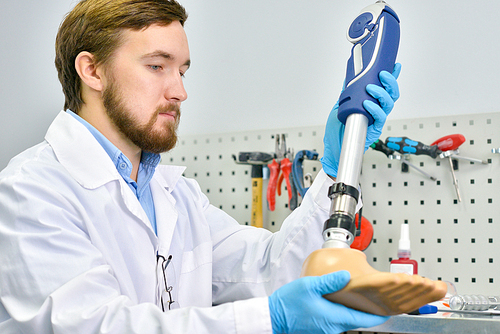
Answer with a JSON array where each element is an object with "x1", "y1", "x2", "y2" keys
[
  {"x1": 45, "y1": 111, "x2": 187, "y2": 192},
  {"x1": 45, "y1": 111, "x2": 188, "y2": 244},
  {"x1": 153, "y1": 164, "x2": 186, "y2": 194},
  {"x1": 45, "y1": 111, "x2": 121, "y2": 189}
]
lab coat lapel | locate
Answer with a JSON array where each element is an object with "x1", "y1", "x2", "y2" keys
[
  {"x1": 46, "y1": 111, "x2": 158, "y2": 238},
  {"x1": 46, "y1": 111, "x2": 119, "y2": 188},
  {"x1": 119, "y1": 180, "x2": 156, "y2": 234},
  {"x1": 150, "y1": 165, "x2": 185, "y2": 253}
]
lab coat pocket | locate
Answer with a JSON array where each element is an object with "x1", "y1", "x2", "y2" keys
[{"x1": 177, "y1": 242, "x2": 212, "y2": 307}]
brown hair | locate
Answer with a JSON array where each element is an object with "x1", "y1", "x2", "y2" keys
[{"x1": 55, "y1": 0, "x2": 188, "y2": 113}]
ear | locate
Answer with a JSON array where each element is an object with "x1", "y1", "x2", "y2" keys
[{"x1": 75, "y1": 51, "x2": 104, "y2": 92}]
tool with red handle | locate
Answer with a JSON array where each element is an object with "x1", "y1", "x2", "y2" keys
[
  {"x1": 431, "y1": 134, "x2": 465, "y2": 152},
  {"x1": 385, "y1": 134, "x2": 466, "y2": 157},
  {"x1": 267, "y1": 159, "x2": 280, "y2": 211},
  {"x1": 277, "y1": 157, "x2": 293, "y2": 204},
  {"x1": 267, "y1": 134, "x2": 294, "y2": 211},
  {"x1": 432, "y1": 134, "x2": 466, "y2": 202},
  {"x1": 432, "y1": 134, "x2": 487, "y2": 164}
]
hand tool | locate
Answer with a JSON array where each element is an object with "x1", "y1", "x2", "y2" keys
[
  {"x1": 386, "y1": 136, "x2": 440, "y2": 158},
  {"x1": 432, "y1": 133, "x2": 487, "y2": 163},
  {"x1": 277, "y1": 148, "x2": 294, "y2": 197},
  {"x1": 431, "y1": 134, "x2": 474, "y2": 202},
  {"x1": 370, "y1": 139, "x2": 437, "y2": 180},
  {"x1": 431, "y1": 135, "x2": 464, "y2": 201},
  {"x1": 440, "y1": 150, "x2": 487, "y2": 164},
  {"x1": 383, "y1": 135, "x2": 486, "y2": 193},
  {"x1": 267, "y1": 134, "x2": 293, "y2": 211},
  {"x1": 433, "y1": 134, "x2": 479, "y2": 202},
  {"x1": 232, "y1": 152, "x2": 274, "y2": 227},
  {"x1": 392, "y1": 155, "x2": 437, "y2": 181},
  {"x1": 387, "y1": 134, "x2": 483, "y2": 162},
  {"x1": 370, "y1": 138, "x2": 394, "y2": 157},
  {"x1": 292, "y1": 150, "x2": 319, "y2": 197},
  {"x1": 278, "y1": 149, "x2": 298, "y2": 210},
  {"x1": 432, "y1": 133, "x2": 464, "y2": 152},
  {"x1": 442, "y1": 149, "x2": 462, "y2": 201},
  {"x1": 433, "y1": 135, "x2": 464, "y2": 201},
  {"x1": 324, "y1": 1, "x2": 400, "y2": 249},
  {"x1": 288, "y1": 171, "x2": 299, "y2": 211}
]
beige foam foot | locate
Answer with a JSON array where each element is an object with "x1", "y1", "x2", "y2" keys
[{"x1": 300, "y1": 247, "x2": 447, "y2": 316}]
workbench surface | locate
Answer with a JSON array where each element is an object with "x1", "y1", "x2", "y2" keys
[{"x1": 358, "y1": 311, "x2": 500, "y2": 333}]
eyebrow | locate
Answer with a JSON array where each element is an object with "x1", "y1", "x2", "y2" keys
[{"x1": 141, "y1": 51, "x2": 191, "y2": 68}]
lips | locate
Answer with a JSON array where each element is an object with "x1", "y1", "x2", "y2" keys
[
  {"x1": 158, "y1": 103, "x2": 179, "y2": 116},
  {"x1": 159, "y1": 111, "x2": 176, "y2": 118}
]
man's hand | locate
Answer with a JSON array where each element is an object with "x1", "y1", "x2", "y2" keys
[
  {"x1": 321, "y1": 63, "x2": 401, "y2": 178},
  {"x1": 268, "y1": 271, "x2": 389, "y2": 334}
]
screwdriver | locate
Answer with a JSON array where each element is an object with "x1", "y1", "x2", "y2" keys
[
  {"x1": 370, "y1": 139, "x2": 437, "y2": 181},
  {"x1": 432, "y1": 134, "x2": 487, "y2": 164},
  {"x1": 441, "y1": 151, "x2": 461, "y2": 202},
  {"x1": 385, "y1": 137, "x2": 441, "y2": 158},
  {"x1": 431, "y1": 134, "x2": 466, "y2": 202},
  {"x1": 370, "y1": 139, "x2": 394, "y2": 157}
]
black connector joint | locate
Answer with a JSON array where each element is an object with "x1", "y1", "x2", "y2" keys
[
  {"x1": 327, "y1": 182, "x2": 359, "y2": 202},
  {"x1": 323, "y1": 182, "x2": 360, "y2": 238},
  {"x1": 323, "y1": 213, "x2": 357, "y2": 237}
]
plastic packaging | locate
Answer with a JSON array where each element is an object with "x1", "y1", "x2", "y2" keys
[{"x1": 449, "y1": 294, "x2": 500, "y2": 311}]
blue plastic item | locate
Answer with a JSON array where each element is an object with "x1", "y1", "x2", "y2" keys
[
  {"x1": 408, "y1": 304, "x2": 438, "y2": 315},
  {"x1": 320, "y1": 64, "x2": 400, "y2": 178},
  {"x1": 337, "y1": 1, "x2": 400, "y2": 126}
]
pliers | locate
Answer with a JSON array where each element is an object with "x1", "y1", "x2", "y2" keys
[{"x1": 267, "y1": 134, "x2": 293, "y2": 211}]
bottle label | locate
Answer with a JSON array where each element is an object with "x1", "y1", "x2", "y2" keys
[{"x1": 390, "y1": 263, "x2": 414, "y2": 275}]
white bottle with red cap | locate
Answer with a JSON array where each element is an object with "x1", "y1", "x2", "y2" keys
[{"x1": 390, "y1": 223, "x2": 418, "y2": 274}]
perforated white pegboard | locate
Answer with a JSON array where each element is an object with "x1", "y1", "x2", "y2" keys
[{"x1": 162, "y1": 112, "x2": 500, "y2": 297}]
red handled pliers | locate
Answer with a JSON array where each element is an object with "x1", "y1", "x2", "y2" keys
[{"x1": 267, "y1": 134, "x2": 293, "y2": 211}]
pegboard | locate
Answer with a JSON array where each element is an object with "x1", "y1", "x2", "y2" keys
[{"x1": 162, "y1": 112, "x2": 500, "y2": 297}]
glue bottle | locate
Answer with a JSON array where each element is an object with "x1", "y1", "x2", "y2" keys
[{"x1": 390, "y1": 223, "x2": 418, "y2": 275}]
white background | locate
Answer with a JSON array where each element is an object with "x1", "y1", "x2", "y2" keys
[{"x1": 1, "y1": 0, "x2": 499, "y2": 169}]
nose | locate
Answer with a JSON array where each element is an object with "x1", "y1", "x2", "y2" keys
[{"x1": 165, "y1": 73, "x2": 188, "y2": 103}]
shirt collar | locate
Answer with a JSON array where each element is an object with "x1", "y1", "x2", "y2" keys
[{"x1": 67, "y1": 110, "x2": 161, "y2": 192}]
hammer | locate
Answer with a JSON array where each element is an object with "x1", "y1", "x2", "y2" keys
[{"x1": 233, "y1": 152, "x2": 274, "y2": 228}]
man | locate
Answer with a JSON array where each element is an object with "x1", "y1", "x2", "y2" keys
[{"x1": 0, "y1": 0, "x2": 400, "y2": 333}]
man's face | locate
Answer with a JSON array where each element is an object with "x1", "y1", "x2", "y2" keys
[{"x1": 101, "y1": 22, "x2": 190, "y2": 154}]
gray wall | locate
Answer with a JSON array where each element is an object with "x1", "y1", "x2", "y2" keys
[{"x1": 1, "y1": 0, "x2": 499, "y2": 169}]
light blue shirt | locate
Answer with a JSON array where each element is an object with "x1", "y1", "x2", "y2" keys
[{"x1": 68, "y1": 110, "x2": 159, "y2": 234}]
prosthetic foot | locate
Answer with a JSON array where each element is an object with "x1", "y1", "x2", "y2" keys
[{"x1": 300, "y1": 247, "x2": 448, "y2": 316}]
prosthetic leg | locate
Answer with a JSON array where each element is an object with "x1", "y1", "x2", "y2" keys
[{"x1": 301, "y1": 1, "x2": 447, "y2": 316}]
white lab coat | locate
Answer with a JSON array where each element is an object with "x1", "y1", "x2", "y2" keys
[{"x1": 0, "y1": 111, "x2": 342, "y2": 334}]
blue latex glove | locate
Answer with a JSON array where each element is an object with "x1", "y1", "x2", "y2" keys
[
  {"x1": 321, "y1": 63, "x2": 401, "y2": 178},
  {"x1": 268, "y1": 271, "x2": 389, "y2": 334}
]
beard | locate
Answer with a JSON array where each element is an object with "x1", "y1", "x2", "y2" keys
[{"x1": 102, "y1": 80, "x2": 180, "y2": 154}]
